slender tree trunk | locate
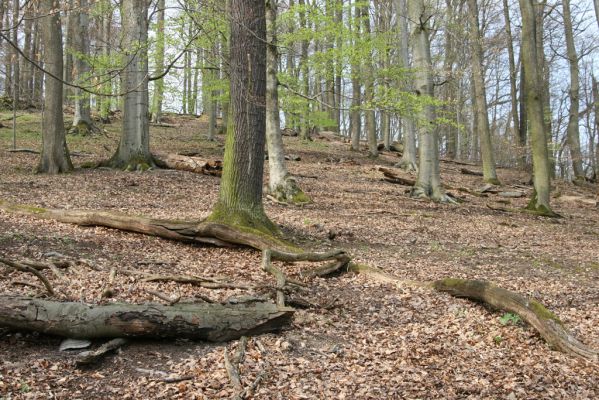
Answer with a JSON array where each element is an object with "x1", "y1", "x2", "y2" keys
[
  {"x1": 265, "y1": 0, "x2": 310, "y2": 204},
  {"x1": 593, "y1": 76, "x2": 599, "y2": 179},
  {"x1": 37, "y1": 0, "x2": 73, "y2": 174},
  {"x1": 3, "y1": 6, "x2": 11, "y2": 98},
  {"x1": 11, "y1": 0, "x2": 20, "y2": 100},
  {"x1": 410, "y1": 0, "x2": 447, "y2": 202},
  {"x1": 349, "y1": 2, "x2": 361, "y2": 151},
  {"x1": 208, "y1": 0, "x2": 277, "y2": 234},
  {"x1": 395, "y1": 0, "x2": 417, "y2": 171},
  {"x1": 21, "y1": 3, "x2": 34, "y2": 104},
  {"x1": 32, "y1": 19, "x2": 43, "y2": 103},
  {"x1": 362, "y1": 3, "x2": 378, "y2": 158},
  {"x1": 594, "y1": 0, "x2": 599, "y2": 28},
  {"x1": 0, "y1": 2, "x2": 4, "y2": 96},
  {"x1": 519, "y1": 0, "x2": 554, "y2": 215},
  {"x1": 502, "y1": 0, "x2": 522, "y2": 168},
  {"x1": 562, "y1": 0, "x2": 584, "y2": 182},
  {"x1": 63, "y1": 0, "x2": 74, "y2": 105},
  {"x1": 467, "y1": 0, "x2": 499, "y2": 184},
  {"x1": 99, "y1": 2, "x2": 112, "y2": 123},
  {"x1": 107, "y1": 0, "x2": 153, "y2": 170},
  {"x1": 71, "y1": 0, "x2": 94, "y2": 134},
  {"x1": 298, "y1": 0, "x2": 311, "y2": 141},
  {"x1": 151, "y1": 0, "x2": 166, "y2": 123}
]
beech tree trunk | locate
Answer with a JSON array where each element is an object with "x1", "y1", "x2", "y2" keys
[
  {"x1": 0, "y1": 296, "x2": 293, "y2": 342},
  {"x1": 208, "y1": 0, "x2": 277, "y2": 234},
  {"x1": 562, "y1": 0, "x2": 584, "y2": 182},
  {"x1": 71, "y1": 0, "x2": 94, "y2": 134},
  {"x1": 362, "y1": 4, "x2": 378, "y2": 158},
  {"x1": 349, "y1": 3, "x2": 361, "y2": 151},
  {"x1": 298, "y1": 0, "x2": 311, "y2": 141},
  {"x1": 395, "y1": 0, "x2": 418, "y2": 171},
  {"x1": 265, "y1": 0, "x2": 310, "y2": 205},
  {"x1": 37, "y1": 0, "x2": 73, "y2": 174},
  {"x1": 467, "y1": 0, "x2": 499, "y2": 185},
  {"x1": 151, "y1": 0, "x2": 166, "y2": 124},
  {"x1": 108, "y1": 0, "x2": 154, "y2": 170},
  {"x1": 410, "y1": 0, "x2": 447, "y2": 201},
  {"x1": 519, "y1": 0, "x2": 554, "y2": 215}
]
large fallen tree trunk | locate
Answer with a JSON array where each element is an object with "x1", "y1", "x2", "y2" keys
[
  {"x1": 0, "y1": 296, "x2": 293, "y2": 342},
  {"x1": 350, "y1": 264, "x2": 598, "y2": 361},
  {"x1": 377, "y1": 166, "x2": 416, "y2": 186},
  {"x1": 154, "y1": 153, "x2": 222, "y2": 176}
]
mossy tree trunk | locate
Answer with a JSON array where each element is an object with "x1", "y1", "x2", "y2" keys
[
  {"x1": 519, "y1": 0, "x2": 554, "y2": 214},
  {"x1": 209, "y1": 0, "x2": 277, "y2": 235},
  {"x1": 265, "y1": 0, "x2": 310, "y2": 205},
  {"x1": 467, "y1": 0, "x2": 499, "y2": 185},
  {"x1": 37, "y1": 0, "x2": 73, "y2": 174},
  {"x1": 108, "y1": 0, "x2": 154, "y2": 171}
]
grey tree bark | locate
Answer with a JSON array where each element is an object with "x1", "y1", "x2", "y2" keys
[
  {"x1": 37, "y1": 0, "x2": 73, "y2": 174},
  {"x1": 409, "y1": 0, "x2": 449, "y2": 202},
  {"x1": 394, "y1": 0, "x2": 417, "y2": 171},
  {"x1": 63, "y1": 0, "x2": 74, "y2": 105},
  {"x1": 107, "y1": 0, "x2": 154, "y2": 170},
  {"x1": 70, "y1": 0, "x2": 94, "y2": 135},
  {"x1": 265, "y1": 0, "x2": 310, "y2": 204},
  {"x1": 467, "y1": 0, "x2": 499, "y2": 184},
  {"x1": 298, "y1": 0, "x2": 311, "y2": 141},
  {"x1": 362, "y1": 3, "x2": 378, "y2": 158},
  {"x1": 151, "y1": 0, "x2": 166, "y2": 123},
  {"x1": 562, "y1": 0, "x2": 585, "y2": 182},
  {"x1": 349, "y1": 2, "x2": 362, "y2": 151},
  {"x1": 518, "y1": 0, "x2": 554, "y2": 215}
]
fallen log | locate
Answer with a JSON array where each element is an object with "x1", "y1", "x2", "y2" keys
[
  {"x1": 154, "y1": 153, "x2": 222, "y2": 177},
  {"x1": 498, "y1": 191, "x2": 526, "y2": 198},
  {"x1": 349, "y1": 264, "x2": 598, "y2": 361},
  {"x1": 377, "y1": 166, "x2": 416, "y2": 186},
  {"x1": 460, "y1": 167, "x2": 483, "y2": 176},
  {"x1": 0, "y1": 296, "x2": 293, "y2": 342}
]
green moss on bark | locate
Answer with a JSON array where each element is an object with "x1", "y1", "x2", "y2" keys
[{"x1": 529, "y1": 300, "x2": 562, "y2": 325}]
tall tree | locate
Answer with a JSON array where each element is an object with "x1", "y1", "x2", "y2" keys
[
  {"x1": 208, "y1": 0, "x2": 277, "y2": 234},
  {"x1": 562, "y1": 0, "x2": 584, "y2": 182},
  {"x1": 265, "y1": 0, "x2": 310, "y2": 204},
  {"x1": 107, "y1": 0, "x2": 153, "y2": 170},
  {"x1": 349, "y1": 1, "x2": 362, "y2": 151},
  {"x1": 70, "y1": 0, "x2": 94, "y2": 134},
  {"x1": 410, "y1": 0, "x2": 449, "y2": 201},
  {"x1": 466, "y1": 0, "x2": 499, "y2": 184},
  {"x1": 362, "y1": 2, "x2": 378, "y2": 158},
  {"x1": 394, "y1": 0, "x2": 417, "y2": 171},
  {"x1": 151, "y1": 0, "x2": 166, "y2": 123},
  {"x1": 37, "y1": 0, "x2": 73, "y2": 174},
  {"x1": 518, "y1": 0, "x2": 554, "y2": 215}
]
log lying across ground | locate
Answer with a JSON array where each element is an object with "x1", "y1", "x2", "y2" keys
[
  {"x1": 154, "y1": 153, "x2": 222, "y2": 177},
  {"x1": 0, "y1": 296, "x2": 293, "y2": 342},
  {"x1": 350, "y1": 264, "x2": 598, "y2": 361},
  {"x1": 377, "y1": 166, "x2": 416, "y2": 186}
]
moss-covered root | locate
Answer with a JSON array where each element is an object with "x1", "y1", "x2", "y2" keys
[
  {"x1": 394, "y1": 159, "x2": 418, "y2": 173},
  {"x1": 525, "y1": 191, "x2": 561, "y2": 218},
  {"x1": 68, "y1": 120, "x2": 99, "y2": 136},
  {"x1": 433, "y1": 278, "x2": 598, "y2": 361},
  {"x1": 268, "y1": 177, "x2": 312, "y2": 206},
  {"x1": 101, "y1": 154, "x2": 157, "y2": 172}
]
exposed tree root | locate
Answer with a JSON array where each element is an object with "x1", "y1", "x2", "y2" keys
[
  {"x1": 394, "y1": 158, "x2": 418, "y2": 173},
  {"x1": 349, "y1": 263, "x2": 598, "y2": 361},
  {"x1": 267, "y1": 176, "x2": 312, "y2": 205}
]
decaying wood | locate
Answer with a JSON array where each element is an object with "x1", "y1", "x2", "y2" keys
[
  {"x1": 224, "y1": 336, "x2": 248, "y2": 400},
  {"x1": 498, "y1": 191, "x2": 526, "y2": 198},
  {"x1": 434, "y1": 279, "x2": 598, "y2": 361},
  {"x1": 377, "y1": 166, "x2": 416, "y2": 186},
  {"x1": 460, "y1": 167, "x2": 484, "y2": 176},
  {"x1": 75, "y1": 338, "x2": 127, "y2": 366},
  {"x1": 1, "y1": 257, "x2": 55, "y2": 295},
  {"x1": 262, "y1": 250, "x2": 286, "y2": 307},
  {"x1": 349, "y1": 264, "x2": 597, "y2": 360},
  {"x1": 101, "y1": 267, "x2": 117, "y2": 299},
  {"x1": 0, "y1": 296, "x2": 294, "y2": 341},
  {"x1": 7, "y1": 148, "x2": 40, "y2": 154},
  {"x1": 145, "y1": 289, "x2": 181, "y2": 305},
  {"x1": 154, "y1": 153, "x2": 222, "y2": 176}
]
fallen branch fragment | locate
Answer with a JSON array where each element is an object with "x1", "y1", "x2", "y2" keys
[
  {"x1": 433, "y1": 279, "x2": 598, "y2": 361},
  {"x1": 262, "y1": 250, "x2": 286, "y2": 307},
  {"x1": 154, "y1": 153, "x2": 222, "y2": 176},
  {"x1": 304, "y1": 254, "x2": 351, "y2": 278},
  {"x1": 0, "y1": 296, "x2": 293, "y2": 341},
  {"x1": 75, "y1": 338, "x2": 127, "y2": 366},
  {"x1": 224, "y1": 336, "x2": 248, "y2": 400},
  {"x1": 7, "y1": 148, "x2": 40, "y2": 154},
  {"x1": 145, "y1": 289, "x2": 181, "y2": 305},
  {"x1": 101, "y1": 267, "x2": 117, "y2": 299},
  {"x1": 498, "y1": 191, "x2": 526, "y2": 198},
  {"x1": 460, "y1": 168, "x2": 483, "y2": 176},
  {"x1": 0, "y1": 257, "x2": 55, "y2": 295},
  {"x1": 349, "y1": 264, "x2": 598, "y2": 361},
  {"x1": 377, "y1": 166, "x2": 416, "y2": 186}
]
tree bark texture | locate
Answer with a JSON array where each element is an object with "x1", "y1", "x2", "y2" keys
[
  {"x1": 37, "y1": 0, "x2": 73, "y2": 174},
  {"x1": 151, "y1": 0, "x2": 166, "y2": 124},
  {"x1": 362, "y1": 4, "x2": 378, "y2": 158},
  {"x1": 0, "y1": 296, "x2": 293, "y2": 342},
  {"x1": 71, "y1": 0, "x2": 94, "y2": 132}
]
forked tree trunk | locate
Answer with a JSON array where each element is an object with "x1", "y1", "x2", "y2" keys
[
  {"x1": 0, "y1": 296, "x2": 293, "y2": 342},
  {"x1": 519, "y1": 0, "x2": 554, "y2": 215},
  {"x1": 71, "y1": 0, "x2": 94, "y2": 134},
  {"x1": 208, "y1": 0, "x2": 277, "y2": 235},
  {"x1": 562, "y1": 0, "x2": 585, "y2": 182},
  {"x1": 108, "y1": 0, "x2": 154, "y2": 170},
  {"x1": 265, "y1": 0, "x2": 310, "y2": 205},
  {"x1": 395, "y1": 0, "x2": 417, "y2": 172},
  {"x1": 467, "y1": 0, "x2": 499, "y2": 185},
  {"x1": 37, "y1": 0, "x2": 73, "y2": 174},
  {"x1": 409, "y1": 0, "x2": 447, "y2": 201}
]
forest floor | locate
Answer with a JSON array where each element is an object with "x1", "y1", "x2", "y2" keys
[{"x1": 0, "y1": 111, "x2": 598, "y2": 399}]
